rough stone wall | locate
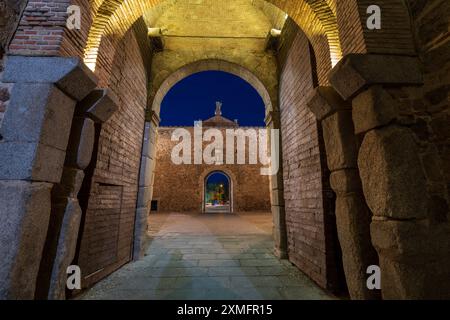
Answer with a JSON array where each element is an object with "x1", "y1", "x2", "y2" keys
[
  {"x1": 0, "y1": 0, "x2": 27, "y2": 126},
  {"x1": 76, "y1": 28, "x2": 147, "y2": 286},
  {"x1": 152, "y1": 127, "x2": 271, "y2": 213},
  {"x1": 279, "y1": 29, "x2": 340, "y2": 290},
  {"x1": 0, "y1": 0, "x2": 27, "y2": 52},
  {"x1": 325, "y1": 0, "x2": 450, "y2": 298},
  {"x1": 351, "y1": 0, "x2": 450, "y2": 230},
  {"x1": 407, "y1": 0, "x2": 450, "y2": 204},
  {"x1": 0, "y1": 54, "x2": 12, "y2": 126}
]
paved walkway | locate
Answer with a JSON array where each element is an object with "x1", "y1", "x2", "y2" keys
[{"x1": 80, "y1": 212, "x2": 333, "y2": 300}]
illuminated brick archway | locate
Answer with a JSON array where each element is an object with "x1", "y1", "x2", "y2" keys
[
  {"x1": 4, "y1": 0, "x2": 449, "y2": 301},
  {"x1": 135, "y1": 58, "x2": 287, "y2": 265},
  {"x1": 82, "y1": 0, "x2": 342, "y2": 76}
]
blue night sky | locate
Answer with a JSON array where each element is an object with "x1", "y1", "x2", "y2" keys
[
  {"x1": 160, "y1": 71, "x2": 266, "y2": 127},
  {"x1": 207, "y1": 172, "x2": 230, "y2": 185}
]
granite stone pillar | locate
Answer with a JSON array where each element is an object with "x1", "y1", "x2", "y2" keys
[
  {"x1": 265, "y1": 111, "x2": 288, "y2": 259},
  {"x1": 133, "y1": 110, "x2": 160, "y2": 260},
  {"x1": 0, "y1": 56, "x2": 97, "y2": 299},
  {"x1": 329, "y1": 53, "x2": 450, "y2": 299},
  {"x1": 38, "y1": 88, "x2": 119, "y2": 300},
  {"x1": 306, "y1": 86, "x2": 379, "y2": 300}
]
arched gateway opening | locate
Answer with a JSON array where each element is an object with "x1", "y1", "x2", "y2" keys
[
  {"x1": 1, "y1": 0, "x2": 448, "y2": 301},
  {"x1": 204, "y1": 171, "x2": 232, "y2": 213}
]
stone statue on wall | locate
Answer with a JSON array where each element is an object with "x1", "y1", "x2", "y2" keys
[{"x1": 215, "y1": 101, "x2": 222, "y2": 116}]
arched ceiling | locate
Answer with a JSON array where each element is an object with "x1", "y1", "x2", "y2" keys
[
  {"x1": 142, "y1": 0, "x2": 285, "y2": 39},
  {"x1": 83, "y1": 0, "x2": 340, "y2": 79},
  {"x1": 144, "y1": 1, "x2": 282, "y2": 112}
]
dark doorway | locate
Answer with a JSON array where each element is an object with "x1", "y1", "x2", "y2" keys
[{"x1": 204, "y1": 171, "x2": 231, "y2": 213}]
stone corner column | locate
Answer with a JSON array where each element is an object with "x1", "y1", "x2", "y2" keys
[
  {"x1": 306, "y1": 85, "x2": 380, "y2": 300},
  {"x1": 133, "y1": 110, "x2": 160, "y2": 261},
  {"x1": 265, "y1": 110, "x2": 288, "y2": 259},
  {"x1": 0, "y1": 55, "x2": 97, "y2": 299},
  {"x1": 330, "y1": 53, "x2": 450, "y2": 299},
  {"x1": 42, "y1": 87, "x2": 118, "y2": 300}
]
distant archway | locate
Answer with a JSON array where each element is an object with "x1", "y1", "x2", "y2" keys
[{"x1": 203, "y1": 171, "x2": 232, "y2": 213}]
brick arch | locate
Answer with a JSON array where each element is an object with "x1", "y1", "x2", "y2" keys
[
  {"x1": 9, "y1": 1, "x2": 418, "y2": 65},
  {"x1": 82, "y1": 0, "x2": 341, "y2": 74},
  {"x1": 151, "y1": 59, "x2": 275, "y2": 117}
]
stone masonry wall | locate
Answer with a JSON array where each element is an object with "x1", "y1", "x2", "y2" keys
[
  {"x1": 76, "y1": 27, "x2": 147, "y2": 286},
  {"x1": 407, "y1": 0, "x2": 450, "y2": 205},
  {"x1": 0, "y1": 54, "x2": 12, "y2": 126},
  {"x1": 152, "y1": 127, "x2": 271, "y2": 213},
  {"x1": 0, "y1": 0, "x2": 27, "y2": 126},
  {"x1": 279, "y1": 29, "x2": 341, "y2": 290}
]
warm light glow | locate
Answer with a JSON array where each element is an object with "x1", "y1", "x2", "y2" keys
[
  {"x1": 84, "y1": 59, "x2": 97, "y2": 71},
  {"x1": 331, "y1": 54, "x2": 340, "y2": 68},
  {"x1": 84, "y1": 45, "x2": 99, "y2": 71},
  {"x1": 329, "y1": 45, "x2": 342, "y2": 68}
]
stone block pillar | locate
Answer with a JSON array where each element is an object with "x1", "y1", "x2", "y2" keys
[
  {"x1": 0, "y1": 56, "x2": 97, "y2": 299},
  {"x1": 36, "y1": 88, "x2": 118, "y2": 300},
  {"x1": 306, "y1": 86, "x2": 379, "y2": 300},
  {"x1": 265, "y1": 111, "x2": 288, "y2": 259},
  {"x1": 330, "y1": 54, "x2": 450, "y2": 299},
  {"x1": 133, "y1": 110, "x2": 160, "y2": 260}
]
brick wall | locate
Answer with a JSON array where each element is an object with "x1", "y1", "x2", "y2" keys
[
  {"x1": 6, "y1": 1, "x2": 421, "y2": 67},
  {"x1": 0, "y1": 0, "x2": 27, "y2": 52},
  {"x1": 335, "y1": 0, "x2": 366, "y2": 54},
  {"x1": 7, "y1": 0, "x2": 339, "y2": 85},
  {"x1": 76, "y1": 27, "x2": 147, "y2": 286},
  {"x1": 6, "y1": 0, "x2": 93, "y2": 57},
  {"x1": 336, "y1": 0, "x2": 416, "y2": 55},
  {"x1": 60, "y1": 0, "x2": 93, "y2": 58},
  {"x1": 279, "y1": 29, "x2": 342, "y2": 290},
  {"x1": 152, "y1": 127, "x2": 271, "y2": 213},
  {"x1": 276, "y1": 18, "x2": 301, "y2": 73},
  {"x1": 9, "y1": 0, "x2": 69, "y2": 56}
]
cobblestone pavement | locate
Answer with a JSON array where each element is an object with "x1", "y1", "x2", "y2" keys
[{"x1": 79, "y1": 212, "x2": 334, "y2": 300}]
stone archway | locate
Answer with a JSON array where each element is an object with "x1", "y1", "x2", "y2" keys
[
  {"x1": 133, "y1": 59, "x2": 287, "y2": 265},
  {"x1": 1, "y1": 0, "x2": 449, "y2": 300},
  {"x1": 202, "y1": 170, "x2": 234, "y2": 213}
]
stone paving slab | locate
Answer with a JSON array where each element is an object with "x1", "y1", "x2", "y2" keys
[{"x1": 79, "y1": 213, "x2": 334, "y2": 300}]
